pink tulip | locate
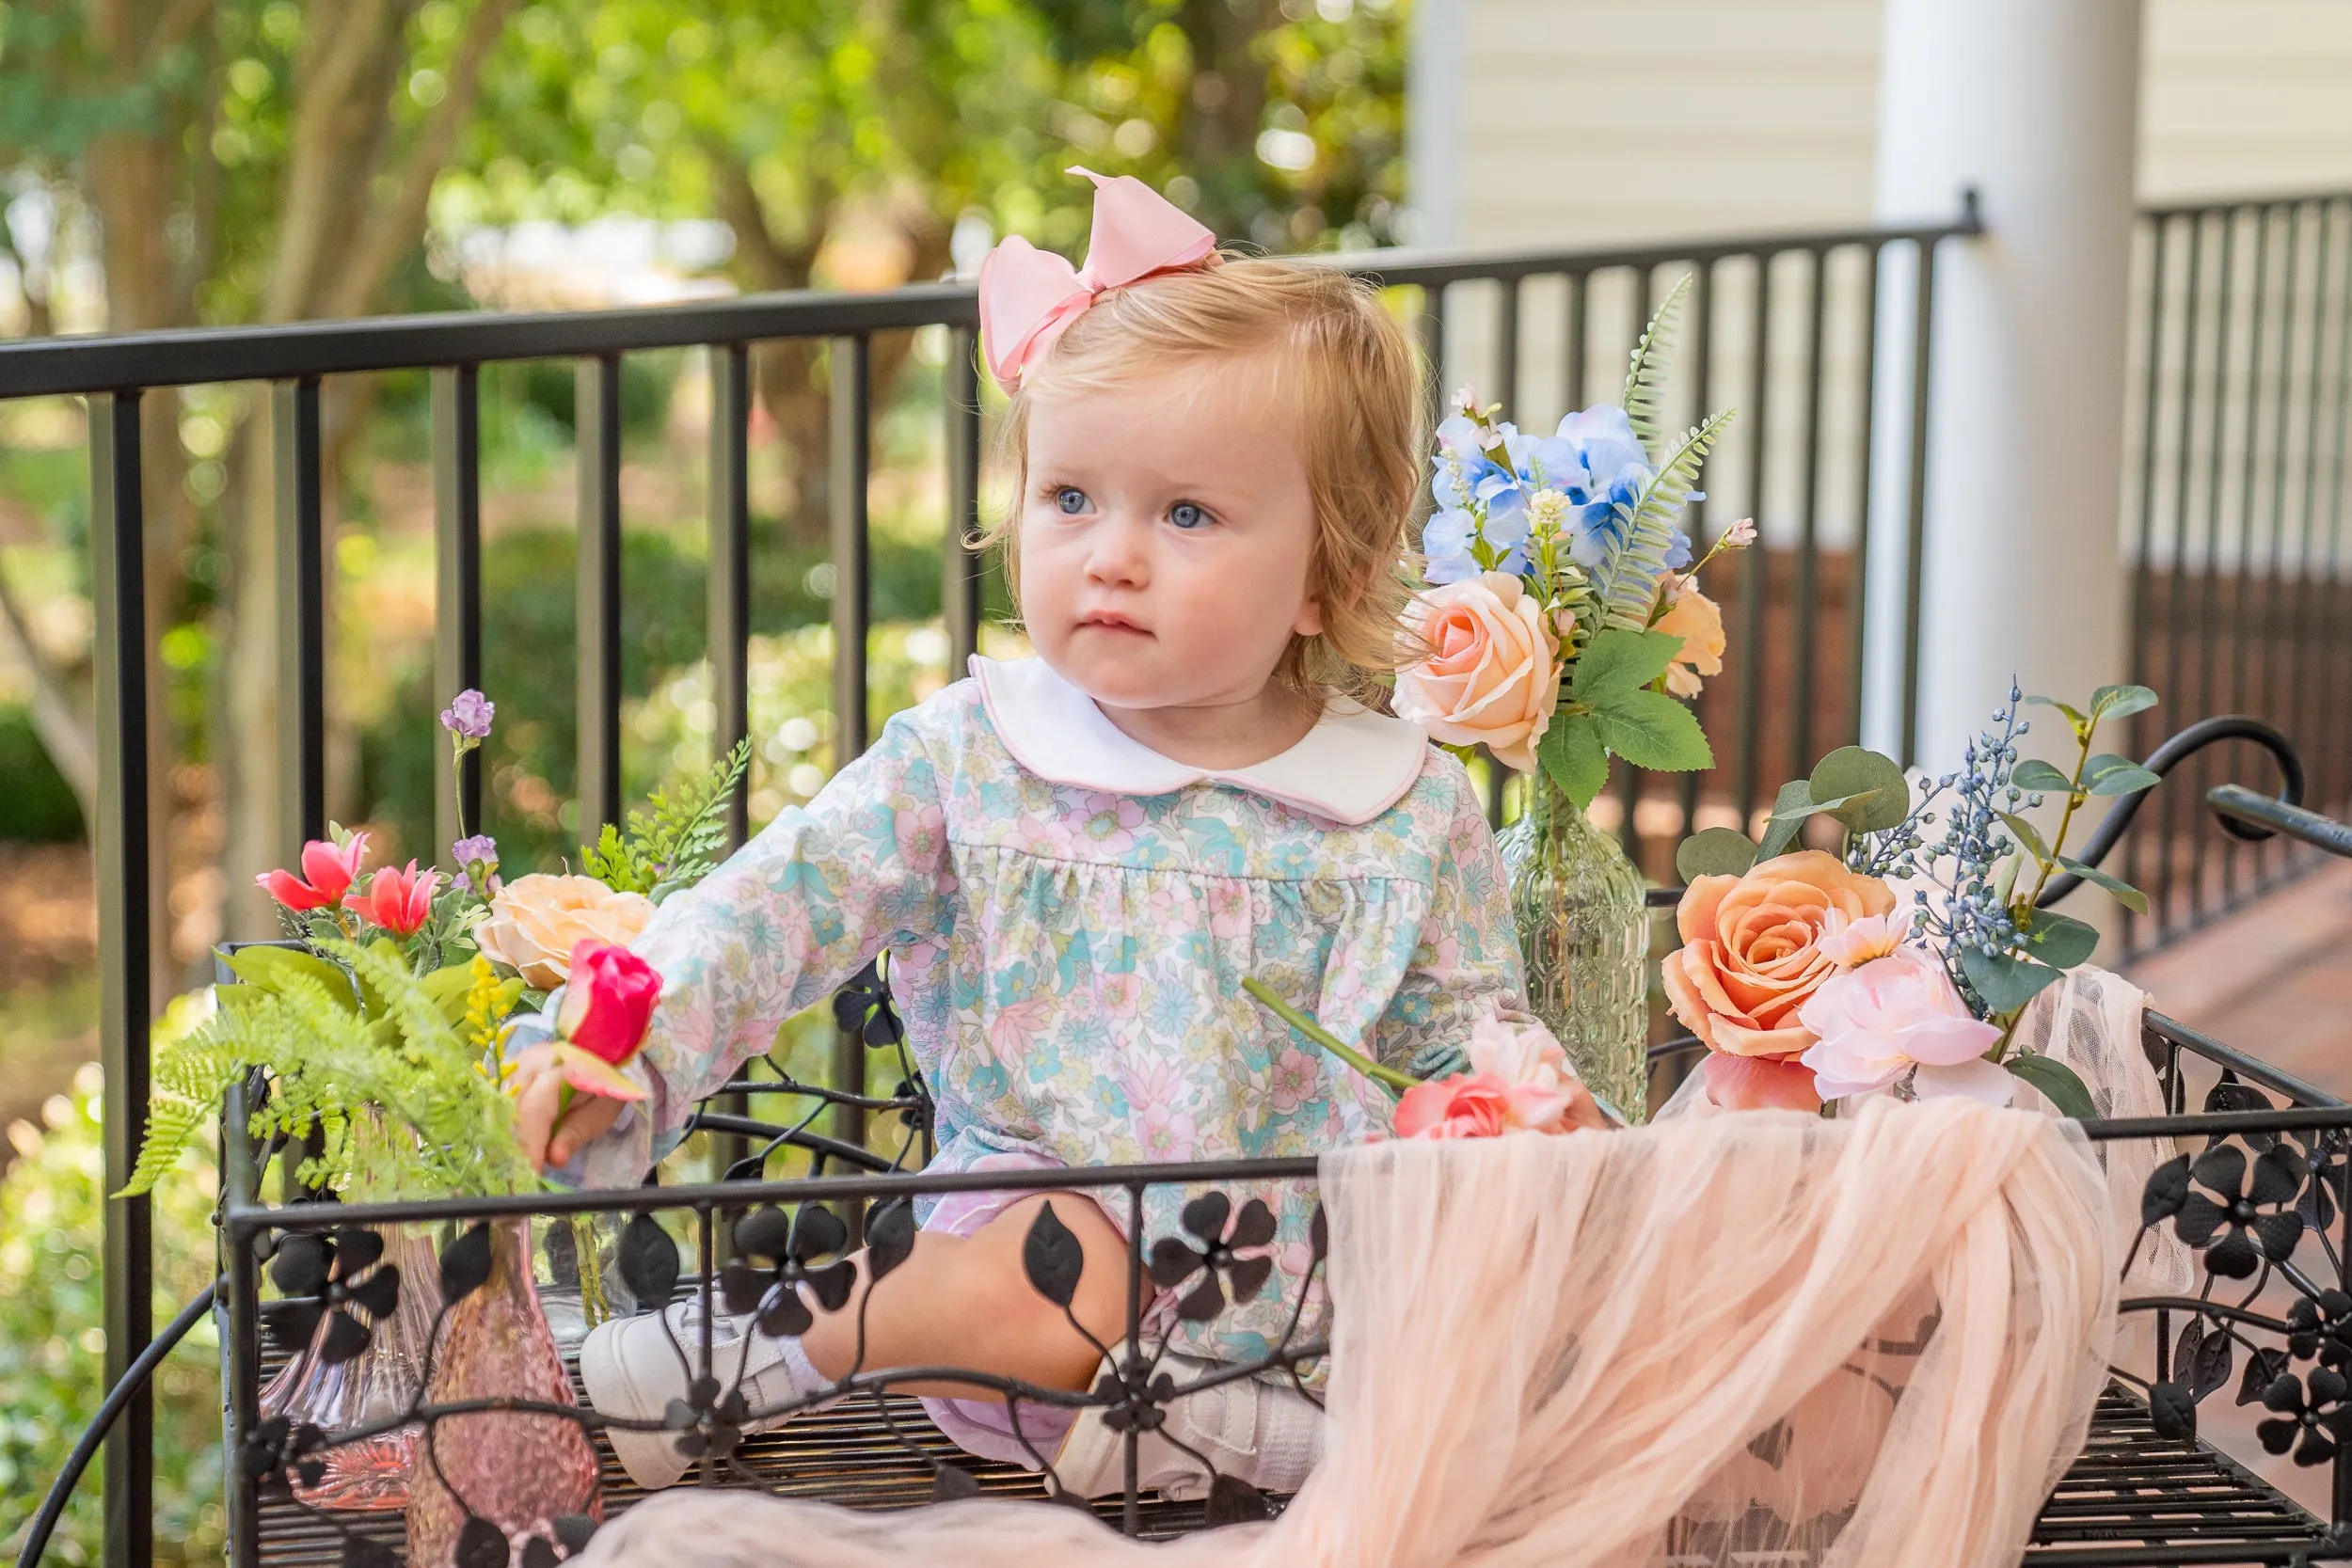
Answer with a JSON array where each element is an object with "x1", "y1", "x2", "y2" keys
[
  {"x1": 255, "y1": 832, "x2": 369, "y2": 912},
  {"x1": 555, "y1": 940, "x2": 661, "y2": 1068},
  {"x1": 344, "y1": 861, "x2": 440, "y2": 939}
]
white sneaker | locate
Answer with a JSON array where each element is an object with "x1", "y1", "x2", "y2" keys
[
  {"x1": 1052, "y1": 1346, "x2": 1324, "y2": 1501},
  {"x1": 578, "y1": 1299, "x2": 829, "y2": 1489}
]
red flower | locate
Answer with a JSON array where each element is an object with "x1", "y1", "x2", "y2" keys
[
  {"x1": 555, "y1": 940, "x2": 660, "y2": 1068},
  {"x1": 344, "y1": 861, "x2": 441, "y2": 938},
  {"x1": 1392, "y1": 1071, "x2": 1513, "y2": 1139},
  {"x1": 256, "y1": 833, "x2": 369, "y2": 912}
]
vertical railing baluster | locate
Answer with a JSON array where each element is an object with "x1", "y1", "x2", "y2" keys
[
  {"x1": 707, "y1": 344, "x2": 753, "y2": 849},
  {"x1": 1680, "y1": 260, "x2": 1716, "y2": 840},
  {"x1": 1736, "y1": 253, "x2": 1776, "y2": 810},
  {"x1": 432, "y1": 365, "x2": 484, "y2": 863},
  {"x1": 91, "y1": 388, "x2": 152, "y2": 1568},
  {"x1": 273, "y1": 379, "x2": 326, "y2": 859},
  {"x1": 831, "y1": 335, "x2": 874, "y2": 1149},
  {"x1": 2290, "y1": 208, "x2": 2339, "y2": 832},
  {"x1": 1845, "y1": 243, "x2": 1883, "y2": 752},
  {"x1": 2318, "y1": 201, "x2": 2352, "y2": 823},
  {"x1": 946, "y1": 326, "x2": 984, "y2": 673},
  {"x1": 2189, "y1": 211, "x2": 2242, "y2": 919},
  {"x1": 2237, "y1": 206, "x2": 2287, "y2": 890},
  {"x1": 2158, "y1": 215, "x2": 2212, "y2": 938},
  {"x1": 1790, "y1": 247, "x2": 1828, "y2": 776},
  {"x1": 1419, "y1": 284, "x2": 1448, "y2": 427},
  {"x1": 1564, "y1": 271, "x2": 1587, "y2": 410},
  {"x1": 578, "y1": 354, "x2": 625, "y2": 836},
  {"x1": 2123, "y1": 217, "x2": 2171, "y2": 953},
  {"x1": 1496, "y1": 276, "x2": 1520, "y2": 412},
  {"x1": 1899, "y1": 237, "x2": 1941, "y2": 769}
]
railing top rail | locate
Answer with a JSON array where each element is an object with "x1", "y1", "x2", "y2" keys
[
  {"x1": 2137, "y1": 184, "x2": 2352, "y2": 222},
  {"x1": 0, "y1": 210, "x2": 1984, "y2": 400}
]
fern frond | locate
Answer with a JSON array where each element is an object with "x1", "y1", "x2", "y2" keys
[
  {"x1": 1621, "y1": 274, "x2": 1693, "y2": 459},
  {"x1": 1592, "y1": 407, "x2": 1736, "y2": 630}
]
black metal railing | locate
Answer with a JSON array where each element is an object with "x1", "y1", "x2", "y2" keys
[
  {"x1": 0, "y1": 209, "x2": 1989, "y2": 1562},
  {"x1": 2122, "y1": 189, "x2": 2352, "y2": 954}
]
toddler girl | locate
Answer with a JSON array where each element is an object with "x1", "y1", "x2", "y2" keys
[{"x1": 506, "y1": 168, "x2": 1600, "y2": 1500}]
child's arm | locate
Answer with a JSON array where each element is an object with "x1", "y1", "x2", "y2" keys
[{"x1": 519, "y1": 710, "x2": 958, "y2": 1181}]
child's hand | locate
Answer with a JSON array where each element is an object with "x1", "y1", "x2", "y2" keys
[
  {"x1": 1564, "y1": 1081, "x2": 1613, "y2": 1132},
  {"x1": 509, "y1": 1045, "x2": 627, "y2": 1171}
]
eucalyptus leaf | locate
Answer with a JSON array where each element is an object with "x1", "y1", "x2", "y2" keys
[
  {"x1": 2082, "y1": 753, "x2": 2162, "y2": 797},
  {"x1": 1960, "y1": 947, "x2": 2064, "y2": 1014},
  {"x1": 2007, "y1": 1053, "x2": 2098, "y2": 1119},
  {"x1": 1756, "y1": 781, "x2": 1814, "y2": 862},
  {"x1": 1571, "y1": 628, "x2": 1683, "y2": 703},
  {"x1": 2025, "y1": 694, "x2": 2090, "y2": 732},
  {"x1": 1677, "y1": 827, "x2": 1760, "y2": 881},
  {"x1": 1996, "y1": 811, "x2": 2051, "y2": 863},
  {"x1": 2057, "y1": 856, "x2": 2150, "y2": 914},
  {"x1": 2010, "y1": 758, "x2": 2074, "y2": 794},
  {"x1": 1806, "y1": 746, "x2": 1909, "y2": 833},
  {"x1": 1539, "y1": 713, "x2": 1610, "y2": 810},
  {"x1": 1592, "y1": 689, "x2": 1713, "y2": 772},
  {"x1": 2023, "y1": 910, "x2": 2102, "y2": 969},
  {"x1": 2090, "y1": 684, "x2": 2160, "y2": 721}
]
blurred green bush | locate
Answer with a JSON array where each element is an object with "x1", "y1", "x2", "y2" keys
[{"x1": 0, "y1": 707, "x2": 84, "y2": 843}]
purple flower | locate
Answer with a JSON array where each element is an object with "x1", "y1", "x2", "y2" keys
[
  {"x1": 439, "y1": 689, "x2": 494, "y2": 741},
  {"x1": 451, "y1": 834, "x2": 498, "y2": 870}
]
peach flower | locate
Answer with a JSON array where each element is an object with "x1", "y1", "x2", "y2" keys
[
  {"x1": 475, "y1": 873, "x2": 657, "y2": 990},
  {"x1": 1661, "y1": 849, "x2": 1898, "y2": 1071},
  {"x1": 1701, "y1": 1053, "x2": 1823, "y2": 1114},
  {"x1": 1394, "y1": 1072, "x2": 1513, "y2": 1139},
  {"x1": 1655, "y1": 578, "x2": 1725, "y2": 699},
  {"x1": 1393, "y1": 571, "x2": 1560, "y2": 772}
]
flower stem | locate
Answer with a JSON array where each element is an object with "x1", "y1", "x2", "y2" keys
[{"x1": 1241, "y1": 977, "x2": 1414, "y2": 1100}]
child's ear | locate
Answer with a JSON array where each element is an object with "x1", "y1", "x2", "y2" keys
[{"x1": 1292, "y1": 597, "x2": 1325, "y2": 638}]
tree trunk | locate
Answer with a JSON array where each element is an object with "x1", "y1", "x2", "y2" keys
[{"x1": 1179, "y1": 0, "x2": 1274, "y2": 243}]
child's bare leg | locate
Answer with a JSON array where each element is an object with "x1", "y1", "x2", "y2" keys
[{"x1": 798, "y1": 1193, "x2": 1131, "y2": 1400}]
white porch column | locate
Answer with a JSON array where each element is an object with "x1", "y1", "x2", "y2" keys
[{"x1": 1862, "y1": 0, "x2": 2144, "y2": 769}]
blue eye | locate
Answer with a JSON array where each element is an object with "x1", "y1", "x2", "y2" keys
[
  {"x1": 1169, "y1": 501, "x2": 1206, "y2": 530},
  {"x1": 1055, "y1": 486, "x2": 1089, "y2": 515}
]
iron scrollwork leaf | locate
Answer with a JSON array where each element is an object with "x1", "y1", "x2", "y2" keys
[
  {"x1": 553, "y1": 1515, "x2": 599, "y2": 1555},
  {"x1": 618, "y1": 1213, "x2": 680, "y2": 1307},
  {"x1": 867, "y1": 1197, "x2": 916, "y2": 1284},
  {"x1": 2241, "y1": 1346, "x2": 2292, "y2": 1406},
  {"x1": 1023, "y1": 1201, "x2": 1086, "y2": 1309},
  {"x1": 2176, "y1": 1316, "x2": 2233, "y2": 1402},
  {"x1": 439, "y1": 1224, "x2": 495, "y2": 1304},
  {"x1": 1203, "y1": 1472, "x2": 1274, "y2": 1527},
  {"x1": 2149, "y1": 1380, "x2": 2197, "y2": 1441},
  {"x1": 455, "y1": 1516, "x2": 509, "y2": 1568},
  {"x1": 520, "y1": 1538, "x2": 560, "y2": 1568},
  {"x1": 931, "y1": 1465, "x2": 982, "y2": 1503},
  {"x1": 2142, "y1": 1154, "x2": 2191, "y2": 1227},
  {"x1": 342, "y1": 1537, "x2": 398, "y2": 1568}
]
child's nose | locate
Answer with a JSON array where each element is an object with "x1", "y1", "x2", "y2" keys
[{"x1": 1083, "y1": 513, "x2": 1152, "y2": 586}]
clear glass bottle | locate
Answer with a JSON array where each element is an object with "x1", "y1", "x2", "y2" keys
[{"x1": 1498, "y1": 774, "x2": 1651, "y2": 1123}]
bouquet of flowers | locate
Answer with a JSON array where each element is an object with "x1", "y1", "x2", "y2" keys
[
  {"x1": 122, "y1": 689, "x2": 748, "y2": 1200},
  {"x1": 1661, "y1": 683, "x2": 2161, "y2": 1116},
  {"x1": 1394, "y1": 277, "x2": 1753, "y2": 806}
]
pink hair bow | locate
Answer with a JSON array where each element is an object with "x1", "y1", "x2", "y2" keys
[{"x1": 977, "y1": 166, "x2": 1217, "y2": 391}]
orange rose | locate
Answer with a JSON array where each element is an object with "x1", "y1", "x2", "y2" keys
[
  {"x1": 1655, "y1": 579, "x2": 1725, "y2": 699},
  {"x1": 1392, "y1": 571, "x2": 1560, "y2": 772},
  {"x1": 476, "y1": 873, "x2": 657, "y2": 990},
  {"x1": 1660, "y1": 850, "x2": 1897, "y2": 1060}
]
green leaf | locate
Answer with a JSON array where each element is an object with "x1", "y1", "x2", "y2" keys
[
  {"x1": 223, "y1": 945, "x2": 358, "y2": 1012},
  {"x1": 1996, "y1": 811, "x2": 2051, "y2": 862},
  {"x1": 1806, "y1": 746, "x2": 1910, "y2": 833},
  {"x1": 1538, "y1": 713, "x2": 1610, "y2": 809},
  {"x1": 2090, "y1": 684, "x2": 2160, "y2": 721},
  {"x1": 1590, "y1": 408, "x2": 1736, "y2": 630},
  {"x1": 2024, "y1": 694, "x2": 2090, "y2": 732},
  {"x1": 2023, "y1": 910, "x2": 2101, "y2": 969},
  {"x1": 2010, "y1": 758, "x2": 2074, "y2": 794},
  {"x1": 2007, "y1": 1053, "x2": 2098, "y2": 1119},
  {"x1": 2082, "y1": 753, "x2": 2162, "y2": 797},
  {"x1": 1677, "y1": 827, "x2": 1759, "y2": 881},
  {"x1": 1620, "y1": 272, "x2": 1693, "y2": 455},
  {"x1": 1570, "y1": 628, "x2": 1683, "y2": 703},
  {"x1": 1756, "y1": 781, "x2": 1814, "y2": 862},
  {"x1": 1961, "y1": 947, "x2": 2064, "y2": 1013},
  {"x1": 2057, "y1": 856, "x2": 2150, "y2": 915},
  {"x1": 1593, "y1": 688, "x2": 1714, "y2": 772}
]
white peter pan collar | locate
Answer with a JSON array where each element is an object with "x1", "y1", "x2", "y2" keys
[{"x1": 971, "y1": 655, "x2": 1429, "y2": 827}]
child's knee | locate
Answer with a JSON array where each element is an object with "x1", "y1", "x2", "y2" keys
[{"x1": 974, "y1": 1195, "x2": 1131, "y2": 1345}]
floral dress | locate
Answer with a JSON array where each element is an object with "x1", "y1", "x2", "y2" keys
[{"x1": 585, "y1": 655, "x2": 1544, "y2": 1386}]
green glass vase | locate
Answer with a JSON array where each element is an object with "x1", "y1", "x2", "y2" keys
[{"x1": 1497, "y1": 772, "x2": 1650, "y2": 1123}]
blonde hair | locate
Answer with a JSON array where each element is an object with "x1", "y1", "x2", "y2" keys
[{"x1": 979, "y1": 255, "x2": 1423, "y2": 707}]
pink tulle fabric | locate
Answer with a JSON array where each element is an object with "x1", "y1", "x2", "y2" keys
[{"x1": 580, "y1": 1091, "x2": 2118, "y2": 1567}]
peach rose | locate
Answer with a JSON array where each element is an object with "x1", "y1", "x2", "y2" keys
[
  {"x1": 1655, "y1": 579, "x2": 1725, "y2": 699},
  {"x1": 475, "y1": 873, "x2": 657, "y2": 990},
  {"x1": 1393, "y1": 571, "x2": 1560, "y2": 772},
  {"x1": 1661, "y1": 850, "x2": 1898, "y2": 1065}
]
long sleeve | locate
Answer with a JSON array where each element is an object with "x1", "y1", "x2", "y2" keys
[
  {"x1": 578, "y1": 710, "x2": 959, "y2": 1186},
  {"x1": 1373, "y1": 768, "x2": 1549, "y2": 1074}
]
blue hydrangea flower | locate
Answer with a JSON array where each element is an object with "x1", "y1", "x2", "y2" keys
[{"x1": 1422, "y1": 508, "x2": 1480, "y2": 583}]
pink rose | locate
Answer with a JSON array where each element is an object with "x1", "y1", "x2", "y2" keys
[
  {"x1": 1797, "y1": 948, "x2": 2010, "y2": 1104},
  {"x1": 1393, "y1": 1072, "x2": 1513, "y2": 1139},
  {"x1": 1464, "y1": 1016, "x2": 1581, "y2": 1132},
  {"x1": 1393, "y1": 571, "x2": 1561, "y2": 772},
  {"x1": 556, "y1": 941, "x2": 662, "y2": 1067}
]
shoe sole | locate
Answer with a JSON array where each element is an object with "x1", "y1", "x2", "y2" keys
[{"x1": 578, "y1": 1319, "x2": 693, "y2": 1490}]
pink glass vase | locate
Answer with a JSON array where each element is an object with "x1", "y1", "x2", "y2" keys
[
  {"x1": 259, "y1": 1227, "x2": 442, "y2": 1511},
  {"x1": 405, "y1": 1220, "x2": 603, "y2": 1567}
]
